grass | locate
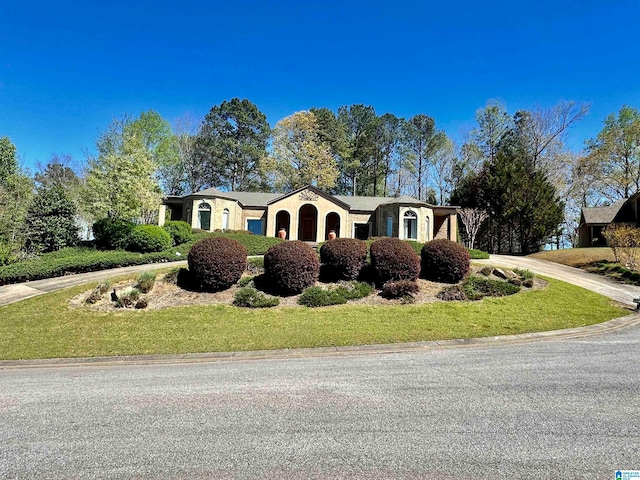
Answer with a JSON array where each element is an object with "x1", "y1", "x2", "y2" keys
[
  {"x1": 529, "y1": 247, "x2": 615, "y2": 267},
  {"x1": 0, "y1": 276, "x2": 625, "y2": 360}
]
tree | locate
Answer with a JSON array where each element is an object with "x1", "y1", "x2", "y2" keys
[
  {"x1": 470, "y1": 100, "x2": 512, "y2": 163},
  {"x1": 401, "y1": 114, "x2": 448, "y2": 202},
  {"x1": 371, "y1": 113, "x2": 403, "y2": 197},
  {"x1": 0, "y1": 136, "x2": 18, "y2": 184},
  {"x1": 262, "y1": 111, "x2": 339, "y2": 191},
  {"x1": 458, "y1": 208, "x2": 489, "y2": 250},
  {"x1": 83, "y1": 117, "x2": 161, "y2": 222},
  {"x1": 196, "y1": 98, "x2": 270, "y2": 191},
  {"x1": 25, "y1": 185, "x2": 78, "y2": 253},
  {"x1": 585, "y1": 106, "x2": 640, "y2": 201},
  {"x1": 129, "y1": 110, "x2": 181, "y2": 195},
  {"x1": 337, "y1": 104, "x2": 378, "y2": 195}
]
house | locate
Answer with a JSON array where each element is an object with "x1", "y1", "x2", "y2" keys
[
  {"x1": 578, "y1": 194, "x2": 640, "y2": 246},
  {"x1": 159, "y1": 185, "x2": 459, "y2": 244}
]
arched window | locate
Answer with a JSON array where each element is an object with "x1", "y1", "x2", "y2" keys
[
  {"x1": 222, "y1": 208, "x2": 230, "y2": 231},
  {"x1": 403, "y1": 210, "x2": 417, "y2": 240},
  {"x1": 197, "y1": 202, "x2": 211, "y2": 231}
]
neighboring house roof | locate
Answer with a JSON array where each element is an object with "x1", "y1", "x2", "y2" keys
[{"x1": 582, "y1": 198, "x2": 628, "y2": 225}]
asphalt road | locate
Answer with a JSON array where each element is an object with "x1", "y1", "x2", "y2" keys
[{"x1": 2, "y1": 325, "x2": 639, "y2": 479}]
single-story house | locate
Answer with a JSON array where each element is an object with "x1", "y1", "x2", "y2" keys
[
  {"x1": 579, "y1": 194, "x2": 640, "y2": 246},
  {"x1": 159, "y1": 185, "x2": 459, "y2": 244}
]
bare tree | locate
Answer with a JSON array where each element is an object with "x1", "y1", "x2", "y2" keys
[{"x1": 459, "y1": 208, "x2": 489, "y2": 250}]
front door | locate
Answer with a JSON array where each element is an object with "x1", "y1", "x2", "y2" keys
[{"x1": 302, "y1": 218, "x2": 314, "y2": 241}]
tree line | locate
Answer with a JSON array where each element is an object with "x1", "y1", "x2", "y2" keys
[{"x1": 0, "y1": 98, "x2": 639, "y2": 260}]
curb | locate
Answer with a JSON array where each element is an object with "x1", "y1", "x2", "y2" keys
[{"x1": 1, "y1": 313, "x2": 638, "y2": 370}]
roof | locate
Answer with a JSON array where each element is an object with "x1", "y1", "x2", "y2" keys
[
  {"x1": 334, "y1": 194, "x2": 427, "y2": 211},
  {"x1": 582, "y1": 198, "x2": 627, "y2": 224},
  {"x1": 182, "y1": 185, "x2": 450, "y2": 211}
]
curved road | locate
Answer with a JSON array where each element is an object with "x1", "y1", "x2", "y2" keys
[{"x1": 0, "y1": 256, "x2": 639, "y2": 478}]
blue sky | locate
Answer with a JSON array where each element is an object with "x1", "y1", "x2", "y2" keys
[{"x1": 1, "y1": 0, "x2": 639, "y2": 171}]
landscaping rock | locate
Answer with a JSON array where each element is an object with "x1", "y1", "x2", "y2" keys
[{"x1": 492, "y1": 268, "x2": 514, "y2": 280}]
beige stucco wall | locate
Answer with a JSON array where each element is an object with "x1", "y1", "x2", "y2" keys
[{"x1": 267, "y1": 188, "x2": 349, "y2": 241}]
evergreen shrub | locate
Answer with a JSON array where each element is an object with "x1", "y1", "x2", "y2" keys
[
  {"x1": 127, "y1": 225, "x2": 172, "y2": 253},
  {"x1": 421, "y1": 239, "x2": 470, "y2": 283},
  {"x1": 319, "y1": 238, "x2": 367, "y2": 280},
  {"x1": 92, "y1": 217, "x2": 135, "y2": 250},
  {"x1": 162, "y1": 220, "x2": 193, "y2": 245},
  {"x1": 264, "y1": 241, "x2": 319, "y2": 294},
  {"x1": 188, "y1": 237, "x2": 247, "y2": 291},
  {"x1": 369, "y1": 237, "x2": 420, "y2": 285}
]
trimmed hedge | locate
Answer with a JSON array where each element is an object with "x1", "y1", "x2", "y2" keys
[
  {"x1": 369, "y1": 238, "x2": 420, "y2": 285},
  {"x1": 92, "y1": 218, "x2": 135, "y2": 250},
  {"x1": 127, "y1": 225, "x2": 172, "y2": 253},
  {"x1": 468, "y1": 248, "x2": 489, "y2": 259},
  {"x1": 264, "y1": 241, "x2": 320, "y2": 294},
  {"x1": 208, "y1": 232, "x2": 282, "y2": 256},
  {"x1": 421, "y1": 239, "x2": 470, "y2": 283},
  {"x1": 319, "y1": 238, "x2": 367, "y2": 280},
  {"x1": 163, "y1": 221, "x2": 193, "y2": 246},
  {"x1": 188, "y1": 237, "x2": 248, "y2": 291}
]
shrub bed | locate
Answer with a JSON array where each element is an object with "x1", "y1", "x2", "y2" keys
[
  {"x1": 460, "y1": 275, "x2": 520, "y2": 300},
  {"x1": 233, "y1": 287, "x2": 279, "y2": 308},
  {"x1": 381, "y1": 280, "x2": 420, "y2": 299},
  {"x1": 298, "y1": 282, "x2": 374, "y2": 307},
  {"x1": 127, "y1": 225, "x2": 172, "y2": 253},
  {"x1": 209, "y1": 232, "x2": 282, "y2": 255},
  {"x1": 369, "y1": 238, "x2": 420, "y2": 285},
  {"x1": 468, "y1": 248, "x2": 489, "y2": 259},
  {"x1": 264, "y1": 241, "x2": 320, "y2": 295},
  {"x1": 319, "y1": 238, "x2": 367, "y2": 280},
  {"x1": 421, "y1": 239, "x2": 470, "y2": 283},
  {"x1": 188, "y1": 237, "x2": 248, "y2": 291},
  {"x1": 162, "y1": 221, "x2": 193, "y2": 246}
]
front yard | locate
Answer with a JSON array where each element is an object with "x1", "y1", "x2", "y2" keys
[{"x1": 0, "y1": 273, "x2": 625, "y2": 360}]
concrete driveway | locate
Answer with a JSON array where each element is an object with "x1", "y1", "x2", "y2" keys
[{"x1": 476, "y1": 255, "x2": 640, "y2": 308}]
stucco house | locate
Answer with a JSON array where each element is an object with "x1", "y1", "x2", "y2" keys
[
  {"x1": 159, "y1": 185, "x2": 458, "y2": 244},
  {"x1": 578, "y1": 194, "x2": 640, "y2": 246}
]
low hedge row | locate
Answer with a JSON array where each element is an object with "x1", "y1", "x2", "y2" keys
[
  {"x1": 0, "y1": 246, "x2": 190, "y2": 285},
  {"x1": 0, "y1": 231, "x2": 282, "y2": 285}
]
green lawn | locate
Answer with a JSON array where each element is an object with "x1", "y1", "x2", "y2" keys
[{"x1": 0, "y1": 277, "x2": 625, "y2": 360}]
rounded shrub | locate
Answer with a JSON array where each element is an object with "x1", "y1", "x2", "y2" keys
[
  {"x1": 92, "y1": 217, "x2": 135, "y2": 250},
  {"x1": 188, "y1": 236, "x2": 248, "y2": 291},
  {"x1": 264, "y1": 240, "x2": 320, "y2": 295},
  {"x1": 162, "y1": 220, "x2": 193, "y2": 246},
  {"x1": 127, "y1": 225, "x2": 172, "y2": 253},
  {"x1": 420, "y1": 239, "x2": 470, "y2": 283},
  {"x1": 319, "y1": 238, "x2": 367, "y2": 280},
  {"x1": 369, "y1": 237, "x2": 420, "y2": 285}
]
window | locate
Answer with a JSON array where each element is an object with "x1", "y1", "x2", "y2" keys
[
  {"x1": 403, "y1": 210, "x2": 417, "y2": 240},
  {"x1": 247, "y1": 219, "x2": 263, "y2": 235},
  {"x1": 386, "y1": 216, "x2": 393, "y2": 237},
  {"x1": 354, "y1": 223, "x2": 370, "y2": 240},
  {"x1": 197, "y1": 202, "x2": 211, "y2": 231},
  {"x1": 425, "y1": 216, "x2": 430, "y2": 241},
  {"x1": 222, "y1": 208, "x2": 230, "y2": 230}
]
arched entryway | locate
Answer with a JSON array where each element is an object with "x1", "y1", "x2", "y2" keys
[
  {"x1": 325, "y1": 212, "x2": 340, "y2": 240},
  {"x1": 197, "y1": 202, "x2": 211, "y2": 231},
  {"x1": 275, "y1": 210, "x2": 291, "y2": 239},
  {"x1": 298, "y1": 204, "x2": 318, "y2": 241}
]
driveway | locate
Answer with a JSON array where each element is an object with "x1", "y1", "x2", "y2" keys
[{"x1": 476, "y1": 254, "x2": 640, "y2": 308}]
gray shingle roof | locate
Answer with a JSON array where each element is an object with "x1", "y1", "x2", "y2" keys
[
  {"x1": 334, "y1": 194, "x2": 426, "y2": 211},
  {"x1": 582, "y1": 198, "x2": 627, "y2": 224},
  {"x1": 188, "y1": 186, "x2": 434, "y2": 211}
]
